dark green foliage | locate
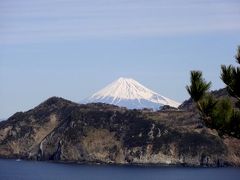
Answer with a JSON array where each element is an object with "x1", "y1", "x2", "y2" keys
[
  {"x1": 236, "y1": 46, "x2": 240, "y2": 64},
  {"x1": 221, "y1": 47, "x2": 240, "y2": 101},
  {"x1": 221, "y1": 65, "x2": 240, "y2": 100},
  {"x1": 221, "y1": 65, "x2": 233, "y2": 88},
  {"x1": 198, "y1": 94, "x2": 217, "y2": 127},
  {"x1": 212, "y1": 98, "x2": 233, "y2": 134},
  {"x1": 186, "y1": 46, "x2": 240, "y2": 138},
  {"x1": 219, "y1": 46, "x2": 240, "y2": 137},
  {"x1": 186, "y1": 71, "x2": 211, "y2": 103},
  {"x1": 186, "y1": 71, "x2": 212, "y2": 121},
  {"x1": 229, "y1": 110, "x2": 240, "y2": 138}
]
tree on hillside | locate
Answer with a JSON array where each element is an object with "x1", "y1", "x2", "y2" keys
[
  {"x1": 221, "y1": 46, "x2": 240, "y2": 103},
  {"x1": 236, "y1": 46, "x2": 240, "y2": 64},
  {"x1": 198, "y1": 94, "x2": 218, "y2": 127},
  {"x1": 220, "y1": 46, "x2": 240, "y2": 137},
  {"x1": 186, "y1": 46, "x2": 240, "y2": 138},
  {"x1": 186, "y1": 71, "x2": 212, "y2": 117}
]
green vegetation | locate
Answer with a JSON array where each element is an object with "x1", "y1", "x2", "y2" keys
[
  {"x1": 186, "y1": 46, "x2": 240, "y2": 138},
  {"x1": 186, "y1": 71, "x2": 211, "y2": 112}
]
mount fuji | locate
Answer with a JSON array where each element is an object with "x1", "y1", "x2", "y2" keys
[{"x1": 82, "y1": 77, "x2": 180, "y2": 110}]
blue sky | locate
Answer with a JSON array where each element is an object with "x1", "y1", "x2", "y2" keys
[{"x1": 0, "y1": 0, "x2": 240, "y2": 118}]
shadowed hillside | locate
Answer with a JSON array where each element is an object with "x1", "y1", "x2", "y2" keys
[{"x1": 0, "y1": 96, "x2": 240, "y2": 167}]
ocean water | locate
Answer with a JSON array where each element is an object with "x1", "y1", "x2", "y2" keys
[{"x1": 0, "y1": 159, "x2": 240, "y2": 180}]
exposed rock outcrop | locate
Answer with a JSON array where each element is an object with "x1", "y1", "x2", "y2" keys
[{"x1": 0, "y1": 96, "x2": 239, "y2": 167}]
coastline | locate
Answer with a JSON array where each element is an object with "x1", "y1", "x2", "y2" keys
[{"x1": 0, "y1": 157, "x2": 237, "y2": 168}]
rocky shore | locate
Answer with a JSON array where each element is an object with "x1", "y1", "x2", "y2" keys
[{"x1": 0, "y1": 97, "x2": 240, "y2": 167}]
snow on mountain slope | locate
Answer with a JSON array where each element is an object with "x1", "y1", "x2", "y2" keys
[{"x1": 81, "y1": 77, "x2": 181, "y2": 110}]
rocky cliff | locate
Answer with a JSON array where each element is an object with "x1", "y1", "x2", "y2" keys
[{"x1": 0, "y1": 96, "x2": 240, "y2": 167}]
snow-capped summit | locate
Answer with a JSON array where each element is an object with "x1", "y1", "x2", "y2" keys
[{"x1": 82, "y1": 77, "x2": 180, "y2": 110}]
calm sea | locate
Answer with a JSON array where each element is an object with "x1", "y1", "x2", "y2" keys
[{"x1": 0, "y1": 159, "x2": 240, "y2": 180}]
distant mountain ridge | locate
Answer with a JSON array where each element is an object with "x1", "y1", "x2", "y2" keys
[{"x1": 82, "y1": 77, "x2": 180, "y2": 110}]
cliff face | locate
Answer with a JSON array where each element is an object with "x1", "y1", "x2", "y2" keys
[{"x1": 0, "y1": 97, "x2": 240, "y2": 167}]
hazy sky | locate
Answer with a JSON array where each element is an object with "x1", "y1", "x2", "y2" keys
[{"x1": 0, "y1": 0, "x2": 240, "y2": 118}]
